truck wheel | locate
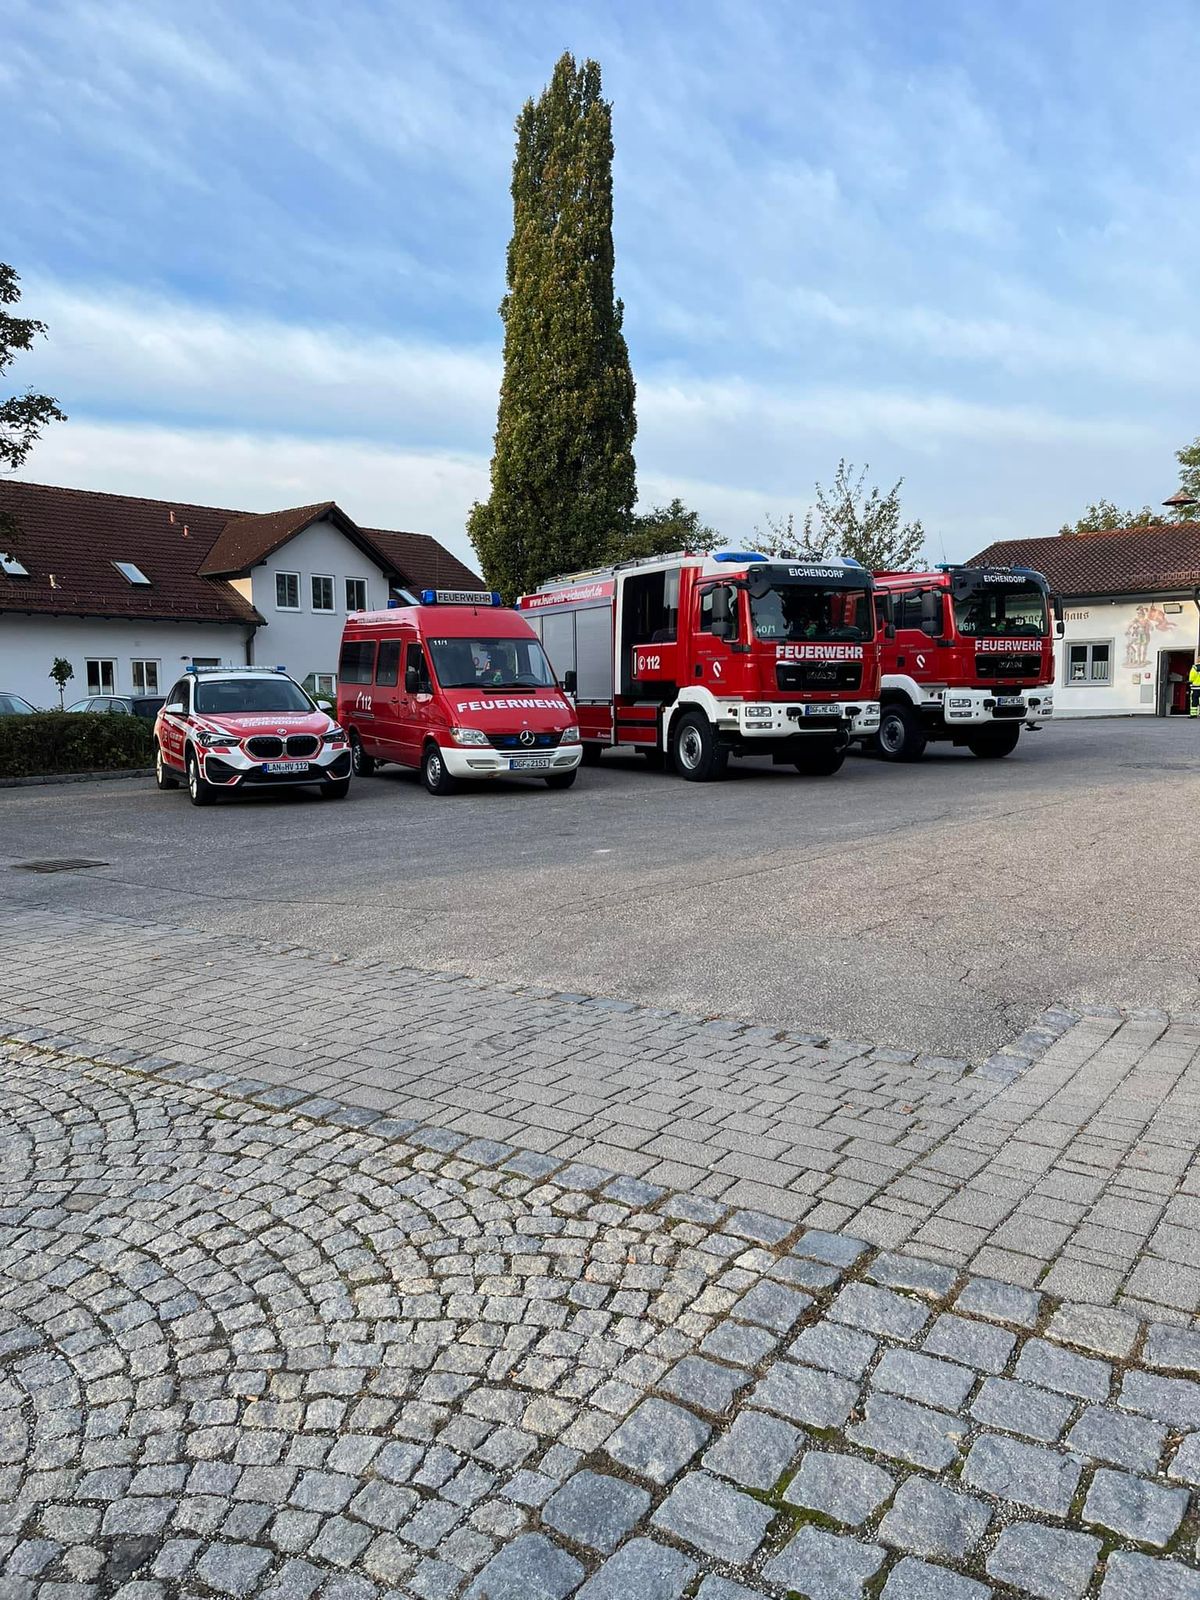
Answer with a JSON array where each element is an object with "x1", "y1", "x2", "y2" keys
[
  {"x1": 794, "y1": 740, "x2": 846, "y2": 776},
  {"x1": 875, "y1": 704, "x2": 926, "y2": 762},
  {"x1": 186, "y1": 749, "x2": 216, "y2": 806},
  {"x1": 350, "y1": 732, "x2": 375, "y2": 776},
  {"x1": 967, "y1": 725, "x2": 1021, "y2": 759},
  {"x1": 544, "y1": 770, "x2": 578, "y2": 790},
  {"x1": 421, "y1": 742, "x2": 458, "y2": 795},
  {"x1": 671, "y1": 712, "x2": 728, "y2": 782},
  {"x1": 155, "y1": 743, "x2": 180, "y2": 790},
  {"x1": 580, "y1": 743, "x2": 603, "y2": 766}
]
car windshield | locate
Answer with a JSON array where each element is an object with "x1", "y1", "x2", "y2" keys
[
  {"x1": 427, "y1": 636, "x2": 557, "y2": 690},
  {"x1": 954, "y1": 581, "x2": 1048, "y2": 637},
  {"x1": 751, "y1": 586, "x2": 873, "y2": 642},
  {"x1": 0, "y1": 694, "x2": 34, "y2": 714},
  {"x1": 194, "y1": 677, "x2": 314, "y2": 714}
]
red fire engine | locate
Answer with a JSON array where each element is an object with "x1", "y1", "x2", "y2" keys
[
  {"x1": 517, "y1": 551, "x2": 881, "y2": 780},
  {"x1": 866, "y1": 563, "x2": 1060, "y2": 761}
]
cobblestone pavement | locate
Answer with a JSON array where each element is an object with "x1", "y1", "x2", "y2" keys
[
  {"x1": 5, "y1": 1042, "x2": 1200, "y2": 1599},
  {"x1": 3, "y1": 909, "x2": 1200, "y2": 1327}
]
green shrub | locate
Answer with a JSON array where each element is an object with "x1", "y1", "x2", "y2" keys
[{"x1": 0, "y1": 712, "x2": 155, "y2": 779}]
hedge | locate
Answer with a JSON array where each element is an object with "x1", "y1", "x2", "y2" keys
[{"x1": 0, "y1": 712, "x2": 155, "y2": 779}]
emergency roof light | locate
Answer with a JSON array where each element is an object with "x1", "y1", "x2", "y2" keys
[
  {"x1": 419, "y1": 587, "x2": 503, "y2": 606},
  {"x1": 713, "y1": 550, "x2": 768, "y2": 563}
]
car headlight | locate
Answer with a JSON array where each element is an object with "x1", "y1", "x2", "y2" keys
[
  {"x1": 561, "y1": 725, "x2": 580, "y2": 743},
  {"x1": 322, "y1": 725, "x2": 347, "y2": 744},
  {"x1": 450, "y1": 727, "x2": 490, "y2": 746},
  {"x1": 198, "y1": 730, "x2": 240, "y2": 748}
]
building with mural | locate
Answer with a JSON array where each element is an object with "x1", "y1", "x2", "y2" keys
[{"x1": 969, "y1": 523, "x2": 1200, "y2": 717}]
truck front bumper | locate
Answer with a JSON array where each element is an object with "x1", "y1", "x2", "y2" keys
[
  {"x1": 441, "y1": 744, "x2": 583, "y2": 779},
  {"x1": 941, "y1": 688, "x2": 1053, "y2": 728},
  {"x1": 718, "y1": 701, "x2": 881, "y2": 738}
]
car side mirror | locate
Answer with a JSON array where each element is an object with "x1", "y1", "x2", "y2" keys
[
  {"x1": 166, "y1": 701, "x2": 185, "y2": 715},
  {"x1": 404, "y1": 665, "x2": 420, "y2": 693},
  {"x1": 562, "y1": 669, "x2": 577, "y2": 695}
]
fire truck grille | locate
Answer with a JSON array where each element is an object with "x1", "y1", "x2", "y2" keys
[
  {"x1": 286, "y1": 734, "x2": 320, "y2": 758},
  {"x1": 976, "y1": 654, "x2": 1040, "y2": 678},
  {"x1": 776, "y1": 662, "x2": 862, "y2": 692},
  {"x1": 246, "y1": 736, "x2": 284, "y2": 758},
  {"x1": 486, "y1": 731, "x2": 563, "y2": 750}
]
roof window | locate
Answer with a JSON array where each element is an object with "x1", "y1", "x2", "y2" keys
[
  {"x1": 112, "y1": 560, "x2": 151, "y2": 585},
  {"x1": 0, "y1": 552, "x2": 29, "y2": 577}
]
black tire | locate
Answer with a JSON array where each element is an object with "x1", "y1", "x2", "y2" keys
[
  {"x1": 580, "y1": 743, "x2": 604, "y2": 767},
  {"x1": 319, "y1": 778, "x2": 352, "y2": 799},
  {"x1": 421, "y1": 742, "x2": 458, "y2": 795},
  {"x1": 545, "y1": 769, "x2": 578, "y2": 790},
  {"x1": 155, "y1": 743, "x2": 180, "y2": 790},
  {"x1": 350, "y1": 732, "x2": 375, "y2": 776},
  {"x1": 670, "y1": 711, "x2": 728, "y2": 782},
  {"x1": 875, "y1": 703, "x2": 927, "y2": 762},
  {"x1": 794, "y1": 740, "x2": 846, "y2": 777},
  {"x1": 186, "y1": 748, "x2": 216, "y2": 807},
  {"x1": 967, "y1": 724, "x2": 1021, "y2": 759}
]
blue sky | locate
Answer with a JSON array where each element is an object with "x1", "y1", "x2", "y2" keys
[{"x1": 8, "y1": 0, "x2": 1200, "y2": 562}]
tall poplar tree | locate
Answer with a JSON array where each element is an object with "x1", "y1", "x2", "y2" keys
[{"x1": 468, "y1": 53, "x2": 636, "y2": 599}]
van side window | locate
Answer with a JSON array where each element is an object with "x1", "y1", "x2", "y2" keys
[
  {"x1": 406, "y1": 643, "x2": 431, "y2": 695},
  {"x1": 376, "y1": 640, "x2": 400, "y2": 687},
  {"x1": 339, "y1": 640, "x2": 376, "y2": 683}
]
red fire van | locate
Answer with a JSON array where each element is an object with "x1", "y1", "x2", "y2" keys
[{"x1": 337, "y1": 589, "x2": 583, "y2": 794}]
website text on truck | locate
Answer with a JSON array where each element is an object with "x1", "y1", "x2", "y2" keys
[
  {"x1": 866, "y1": 563, "x2": 1060, "y2": 761},
  {"x1": 518, "y1": 550, "x2": 882, "y2": 780},
  {"x1": 338, "y1": 589, "x2": 583, "y2": 794}
]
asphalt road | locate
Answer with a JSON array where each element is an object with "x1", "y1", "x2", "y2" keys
[{"x1": 2, "y1": 717, "x2": 1198, "y2": 1059}]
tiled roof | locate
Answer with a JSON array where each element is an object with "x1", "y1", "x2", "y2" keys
[
  {"x1": 361, "y1": 528, "x2": 484, "y2": 592},
  {"x1": 0, "y1": 482, "x2": 260, "y2": 624},
  {"x1": 0, "y1": 481, "x2": 479, "y2": 624},
  {"x1": 968, "y1": 523, "x2": 1200, "y2": 598}
]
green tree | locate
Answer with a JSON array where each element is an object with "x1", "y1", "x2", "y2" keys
[
  {"x1": 757, "y1": 461, "x2": 926, "y2": 569},
  {"x1": 49, "y1": 657, "x2": 73, "y2": 710},
  {"x1": 468, "y1": 53, "x2": 636, "y2": 600},
  {"x1": 608, "y1": 497, "x2": 717, "y2": 563},
  {"x1": 1, "y1": 265, "x2": 66, "y2": 547},
  {"x1": 1058, "y1": 498, "x2": 1156, "y2": 534},
  {"x1": 1170, "y1": 438, "x2": 1200, "y2": 514}
]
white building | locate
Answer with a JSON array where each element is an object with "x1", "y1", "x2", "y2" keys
[
  {"x1": 971, "y1": 525, "x2": 1200, "y2": 718},
  {"x1": 0, "y1": 483, "x2": 482, "y2": 708}
]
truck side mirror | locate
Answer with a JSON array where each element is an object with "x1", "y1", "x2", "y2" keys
[
  {"x1": 404, "y1": 665, "x2": 420, "y2": 694},
  {"x1": 710, "y1": 585, "x2": 732, "y2": 640},
  {"x1": 920, "y1": 589, "x2": 942, "y2": 636},
  {"x1": 1050, "y1": 596, "x2": 1065, "y2": 638},
  {"x1": 562, "y1": 669, "x2": 577, "y2": 695},
  {"x1": 877, "y1": 593, "x2": 896, "y2": 639}
]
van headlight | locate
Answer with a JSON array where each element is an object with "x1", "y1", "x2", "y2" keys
[
  {"x1": 450, "y1": 727, "x2": 489, "y2": 746},
  {"x1": 561, "y1": 725, "x2": 580, "y2": 743}
]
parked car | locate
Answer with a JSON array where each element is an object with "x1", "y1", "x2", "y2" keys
[
  {"x1": 154, "y1": 665, "x2": 352, "y2": 806},
  {"x1": 65, "y1": 695, "x2": 165, "y2": 718},
  {"x1": 0, "y1": 693, "x2": 37, "y2": 715}
]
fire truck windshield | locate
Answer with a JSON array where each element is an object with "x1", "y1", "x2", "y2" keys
[
  {"x1": 428, "y1": 636, "x2": 557, "y2": 690},
  {"x1": 750, "y1": 586, "x2": 873, "y2": 643},
  {"x1": 953, "y1": 580, "x2": 1048, "y2": 638},
  {"x1": 194, "y1": 678, "x2": 314, "y2": 713}
]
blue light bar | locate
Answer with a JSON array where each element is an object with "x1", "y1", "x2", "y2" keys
[
  {"x1": 420, "y1": 588, "x2": 504, "y2": 606},
  {"x1": 714, "y1": 550, "x2": 768, "y2": 563},
  {"x1": 387, "y1": 598, "x2": 401, "y2": 608},
  {"x1": 420, "y1": 588, "x2": 436, "y2": 604}
]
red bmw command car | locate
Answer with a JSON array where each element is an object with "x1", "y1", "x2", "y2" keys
[
  {"x1": 154, "y1": 666, "x2": 352, "y2": 806},
  {"x1": 338, "y1": 589, "x2": 582, "y2": 794}
]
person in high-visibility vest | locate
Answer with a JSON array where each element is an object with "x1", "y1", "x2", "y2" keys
[{"x1": 1191, "y1": 656, "x2": 1200, "y2": 717}]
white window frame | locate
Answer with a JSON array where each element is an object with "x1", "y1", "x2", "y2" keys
[
  {"x1": 345, "y1": 576, "x2": 368, "y2": 612},
  {"x1": 275, "y1": 571, "x2": 300, "y2": 611},
  {"x1": 314, "y1": 673, "x2": 336, "y2": 696},
  {"x1": 130, "y1": 659, "x2": 160, "y2": 695},
  {"x1": 86, "y1": 658, "x2": 117, "y2": 697},
  {"x1": 311, "y1": 574, "x2": 335, "y2": 613},
  {"x1": 1064, "y1": 639, "x2": 1113, "y2": 686}
]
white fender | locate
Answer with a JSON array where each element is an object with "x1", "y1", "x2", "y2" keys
[
  {"x1": 662, "y1": 686, "x2": 726, "y2": 748},
  {"x1": 880, "y1": 673, "x2": 934, "y2": 705}
]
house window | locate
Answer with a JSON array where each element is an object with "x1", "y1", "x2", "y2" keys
[
  {"x1": 1066, "y1": 642, "x2": 1111, "y2": 684},
  {"x1": 276, "y1": 572, "x2": 300, "y2": 610},
  {"x1": 112, "y1": 560, "x2": 151, "y2": 585},
  {"x1": 314, "y1": 674, "x2": 336, "y2": 697},
  {"x1": 131, "y1": 660, "x2": 160, "y2": 695},
  {"x1": 86, "y1": 659, "x2": 117, "y2": 696},
  {"x1": 311, "y1": 575, "x2": 335, "y2": 612},
  {"x1": 346, "y1": 577, "x2": 368, "y2": 612}
]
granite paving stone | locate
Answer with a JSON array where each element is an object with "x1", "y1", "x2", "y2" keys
[
  {"x1": 985, "y1": 1523, "x2": 1101, "y2": 1600},
  {"x1": 602, "y1": 1398, "x2": 711, "y2": 1486},
  {"x1": 1099, "y1": 1552, "x2": 1200, "y2": 1600},
  {"x1": 575, "y1": 1538, "x2": 697, "y2": 1600},
  {"x1": 788, "y1": 1321, "x2": 878, "y2": 1379},
  {"x1": 701, "y1": 1409, "x2": 804, "y2": 1490},
  {"x1": 960, "y1": 1435, "x2": 1082, "y2": 1517},
  {"x1": 463, "y1": 1533, "x2": 583, "y2": 1599},
  {"x1": 848, "y1": 1393, "x2": 966, "y2": 1471},
  {"x1": 922, "y1": 1315, "x2": 1016, "y2": 1374},
  {"x1": 880, "y1": 1557, "x2": 992, "y2": 1600},
  {"x1": 1066, "y1": 1406, "x2": 1167, "y2": 1474},
  {"x1": 783, "y1": 1451, "x2": 895, "y2": 1527},
  {"x1": 877, "y1": 1475, "x2": 991, "y2": 1560},
  {"x1": 969, "y1": 1377, "x2": 1074, "y2": 1443},
  {"x1": 762, "y1": 1525, "x2": 886, "y2": 1599},
  {"x1": 1015, "y1": 1339, "x2": 1112, "y2": 1401},
  {"x1": 541, "y1": 1470, "x2": 650, "y2": 1554},
  {"x1": 751, "y1": 1360, "x2": 858, "y2": 1430},
  {"x1": 1082, "y1": 1467, "x2": 1189, "y2": 1548},
  {"x1": 873, "y1": 1349, "x2": 977, "y2": 1412},
  {"x1": 649, "y1": 1470, "x2": 774, "y2": 1563}
]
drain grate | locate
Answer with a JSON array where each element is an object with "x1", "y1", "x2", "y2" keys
[{"x1": 11, "y1": 859, "x2": 108, "y2": 873}]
